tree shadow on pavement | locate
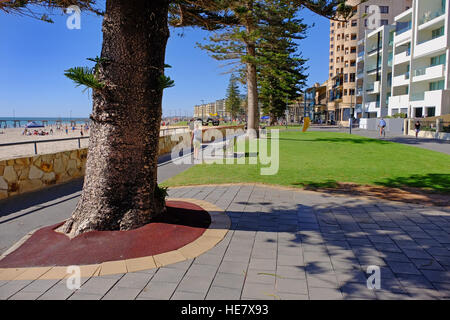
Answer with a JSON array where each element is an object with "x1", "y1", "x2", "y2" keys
[{"x1": 216, "y1": 198, "x2": 450, "y2": 299}]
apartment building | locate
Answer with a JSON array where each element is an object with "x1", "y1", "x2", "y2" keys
[
  {"x1": 193, "y1": 99, "x2": 231, "y2": 119},
  {"x1": 304, "y1": 82, "x2": 329, "y2": 123},
  {"x1": 359, "y1": 24, "x2": 395, "y2": 118},
  {"x1": 328, "y1": 0, "x2": 412, "y2": 122},
  {"x1": 389, "y1": 0, "x2": 449, "y2": 118}
]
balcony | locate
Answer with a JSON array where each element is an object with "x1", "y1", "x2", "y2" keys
[
  {"x1": 393, "y1": 73, "x2": 410, "y2": 87},
  {"x1": 419, "y1": 9, "x2": 446, "y2": 26},
  {"x1": 366, "y1": 81, "x2": 380, "y2": 94},
  {"x1": 413, "y1": 64, "x2": 446, "y2": 83},
  {"x1": 365, "y1": 100, "x2": 380, "y2": 111},
  {"x1": 366, "y1": 65, "x2": 378, "y2": 74},
  {"x1": 410, "y1": 90, "x2": 446, "y2": 111},
  {"x1": 394, "y1": 49, "x2": 411, "y2": 65},
  {"x1": 367, "y1": 46, "x2": 381, "y2": 56},
  {"x1": 415, "y1": 35, "x2": 446, "y2": 58},
  {"x1": 388, "y1": 94, "x2": 409, "y2": 108}
]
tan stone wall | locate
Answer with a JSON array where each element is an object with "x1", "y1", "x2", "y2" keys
[
  {"x1": 0, "y1": 127, "x2": 244, "y2": 200},
  {"x1": 0, "y1": 149, "x2": 87, "y2": 200}
]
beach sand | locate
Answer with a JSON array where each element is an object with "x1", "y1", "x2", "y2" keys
[
  {"x1": 0, "y1": 126, "x2": 88, "y2": 160},
  {"x1": 0, "y1": 125, "x2": 190, "y2": 160}
]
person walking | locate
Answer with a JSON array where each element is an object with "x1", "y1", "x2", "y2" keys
[
  {"x1": 414, "y1": 120, "x2": 421, "y2": 139},
  {"x1": 378, "y1": 118, "x2": 387, "y2": 138},
  {"x1": 191, "y1": 120, "x2": 202, "y2": 161}
]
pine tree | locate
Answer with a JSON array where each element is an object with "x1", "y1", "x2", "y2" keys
[
  {"x1": 1, "y1": 0, "x2": 366, "y2": 235},
  {"x1": 225, "y1": 75, "x2": 242, "y2": 120},
  {"x1": 258, "y1": 0, "x2": 308, "y2": 122}
]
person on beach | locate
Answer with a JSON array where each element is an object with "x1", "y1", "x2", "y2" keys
[
  {"x1": 65, "y1": 126, "x2": 68, "y2": 135},
  {"x1": 415, "y1": 120, "x2": 421, "y2": 139},
  {"x1": 191, "y1": 120, "x2": 202, "y2": 161}
]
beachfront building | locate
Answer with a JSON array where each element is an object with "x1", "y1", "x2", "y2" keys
[
  {"x1": 328, "y1": 0, "x2": 412, "y2": 123},
  {"x1": 359, "y1": 25, "x2": 395, "y2": 118},
  {"x1": 389, "y1": 0, "x2": 450, "y2": 118},
  {"x1": 193, "y1": 99, "x2": 231, "y2": 119},
  {"x1": 304, "y1": 82, "x2": 329, "y2": 123}
]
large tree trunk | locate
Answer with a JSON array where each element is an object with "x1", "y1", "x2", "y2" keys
[{"x1": 62, "y1": 0, "x2": 170, "y2": 236}]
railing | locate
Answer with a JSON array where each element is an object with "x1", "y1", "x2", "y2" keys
[
  {"x1": 414, "y1": 67, "x2": 427, "y2": 77},
  {"x1": 395, "y1": 24, "x2": 411, "y2": 36},
  {"x1": 0, "y1": 136, "x2": 89, "y2": 155},
  {"x1": 419, "y1": 9, "x2": 446, "y2": 25},
  {"x1": 358, "y1": 51, "x2": 365, "y2": 57},
  {"x1": 410, "y1": 93, "x2": 425, "y2": 101}
]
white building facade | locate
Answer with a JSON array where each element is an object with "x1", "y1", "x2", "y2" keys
[
  {"x1": 360, "y1": 25, "x2": 395, "y2": 118},
  {"x1": 389, "y1": 0, "x2": 450, "y2": 117}
]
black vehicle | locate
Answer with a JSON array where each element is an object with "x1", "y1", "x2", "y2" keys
[{"x1": 196, "y1": 117, "x2": 220, "y2": 126}]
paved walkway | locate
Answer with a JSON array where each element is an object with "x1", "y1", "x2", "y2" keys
[
  {"x1": 309, "y1": 127, "x2": 450, "y2": 155},
  {"x1": 1, "y1": 184, "x2": 450, "y2": 300}
]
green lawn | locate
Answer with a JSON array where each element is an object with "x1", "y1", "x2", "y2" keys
[{"x1": 162, "y1": 131, "x2": 450, "y2": 193}]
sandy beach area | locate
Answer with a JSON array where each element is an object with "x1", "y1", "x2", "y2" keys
[
  {"x1": 0, "y1": 125, "x2": 190, "y2": 160},
  {"x1": 0, "y1": 126, "x2": 89, "y2": 160}
]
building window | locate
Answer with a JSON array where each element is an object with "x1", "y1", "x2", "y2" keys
[
  {"x1": 379, "y1": 6, "x2": 389, "y2": 14},
  {"x1": 380, "y1": 20, "x2": 388, "y2": 26},
  {"x1": 351, "y1": 20, "x2": 357, "y2": 27},
  {"x1": 330, "y1": 73, "x2": 333, "y2": 77},
  {"x1": 344, "y1": 74, "x2": 348, "y2": 82},
  {"x1": 432, "y1": 26, "x2": 444, "y2": 39},
  {"x1": 429, "y1": 80, "x2": 445, "y2": 91},
  {"x1": 426, "y1": 107, "x2": 436, "y2": 117},
  {"x1": 350, "y1": 73, "x2": 356, "y2": 82},
  {"x1": 431, "y1": 53, "x2": 446, "y2": 66}
]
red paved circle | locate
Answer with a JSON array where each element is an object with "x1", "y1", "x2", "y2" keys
[{"x1": 0, "y1": 201, "x2": 211, "y2": 268}]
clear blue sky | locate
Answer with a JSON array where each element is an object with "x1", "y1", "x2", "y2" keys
[{"x1": 0, "y1": 6, "x2": 329, "y2": 118}]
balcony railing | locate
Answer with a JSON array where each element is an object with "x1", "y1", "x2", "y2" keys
[
  {"x1": 396, "y1": 22, "x2": 412, "y2": 35},
  {"x1": 414, "y1": 67, "x2": 426, "y2": 77},
  {"x1": 411, "y1": 93, "x2": 425, "y2": 101},
  {"x1": 358, "y1": 51, "x2": 365, "y2": 57},
  {"x1": 419, "y1": 9, "x2": 446, "y2": 25}
]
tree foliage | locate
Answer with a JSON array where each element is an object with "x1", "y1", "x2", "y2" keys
[
  {"x1": 225, "y1": 75, "x2": 242, "y2": 119},
  {"x1": 258, "y1": 1, "x2": 308, "y2": 119}
]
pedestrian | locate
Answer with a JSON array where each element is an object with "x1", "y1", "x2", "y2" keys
[
  {"x1": 378, "y1": 118, "x2": 387, "y2": 137},
  {"x1": 191, "y1": 120, "x2": 202, "y2": 161},
  {"x1": 414, "y1": 120, "x2": 421, "y2": 139}
]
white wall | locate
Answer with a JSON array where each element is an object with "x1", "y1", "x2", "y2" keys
[{"x1": 359, "y1": 118, "x2": 405, "y2": 133}]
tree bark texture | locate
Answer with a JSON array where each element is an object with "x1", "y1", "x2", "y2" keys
[{"x1": 63, "y1": 0, "x2": 170, "y2": 236}]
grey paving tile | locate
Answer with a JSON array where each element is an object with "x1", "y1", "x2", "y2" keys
[
  {"x1": 275, "y1": 278, "x2": 308, "y2": 295},
  {"x1": 309, "y1": 287, "x2": 343, "y2": 300},
  {"x1": 185, "y1": 264, "x2": 218, "y2": 279},
  {"x1": 0, "y1": 280, "x2": 33, "y2": 300},
  {"x1": 177, "y1": 275, "x2": 212, "y2": 294},
  {"x1": 75, "y1": 276, "x2": 121, "y2": 296},
  {"x1": 387, "y1": 261, "x2": 421, "y2": 275},
  {"x1": 102, "y1": 287, "x2": 141, "y2": 300},
  {"x1": 306, "y1": 273, "x2": 339, "y2": 289},
  {"x1": 206, "y1": 286, "x2": 241, "y2": 300},
  {"x1": 171, "y1": 291, "x2": 206, "y2": 300},
  {"x1": 212, "y1": 272, "x2": 245, "y2": 289},
  {"x1": 248, "y1": 258, "x2": 276, "y2": 271},
  {"x1": 138, "y1": 281, "x2": 178, "y2": 299},
  {"x1": 37, "y1": 283, "x2": 77, "y2": 300},
  {"x1": 242, "y1": 283, "x2": 276, "y2": 300},
  {"x1": 69, "y1": 292, "x2": 102, "y2": 300},
  {"x1": 151, "y1": 267, "x2": 186, "y2": 283},
  {"x1": 218, "y1": 261, "x2": 248, "y2": 275}
]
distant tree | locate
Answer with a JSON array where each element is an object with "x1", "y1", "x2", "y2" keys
[{"x1": 225, "y1": 75, "x2": 242, "y2": 120}]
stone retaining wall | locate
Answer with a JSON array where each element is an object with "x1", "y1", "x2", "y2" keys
[{"x1": 0, "y1": 126, "x2": 244, "y2": 200}]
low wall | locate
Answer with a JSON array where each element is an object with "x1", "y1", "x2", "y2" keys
[
  {"x1": 0, "y1": 126, "x2": 244, "y2": 200},
  {"x1": 359, "y1": 118, "x2": 404, "y2": 133},
  {"x1": 408, "y1": 130, "x2": 450, "y2": 141}
]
